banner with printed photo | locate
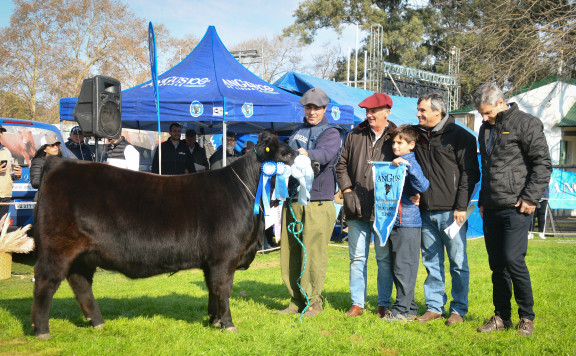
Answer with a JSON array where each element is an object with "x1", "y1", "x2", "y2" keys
[{"x1": 373, "y1": 162, "x2": 406, "y2": 246}]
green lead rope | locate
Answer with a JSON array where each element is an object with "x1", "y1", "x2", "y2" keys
[{"x1": 286, "y1": 188, "x2": 309, "y2": 323}]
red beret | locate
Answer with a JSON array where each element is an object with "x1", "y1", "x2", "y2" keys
[{"x1": 358, "y1": 93, "x2": 393, "y2": 109}]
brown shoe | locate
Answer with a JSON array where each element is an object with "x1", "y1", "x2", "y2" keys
[
  {"x1": 377, "y1": 306, "x2": 392, "y2": 318},
  {"x1": 304, "y1": 301, "x2": 323, "y2": 317},
  {"x1": 445, "y1": 313, "x2": 463, "y2": 326},
  {"x1": 346, "y1": 305, "x2": 363, "y2": 317},
  {"x1": 477, "y1": 315, "x2": 513, "y2": 332},
  {"x1": 416, "y1": 311, "x2": 443, "y2": 323},
  {"x1": 517, "y1": 318, "x2": 534, "y2": 336},
  {"x1": 276, "y1": 306, "x2": 299, "y2": 315}
]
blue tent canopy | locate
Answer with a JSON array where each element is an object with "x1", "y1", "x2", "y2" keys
[
  {"x1": 59, "y1": 27, "x2": 354, "y2": 134},
  {"x1": 274, "y1": 72, "x2": 419, "y2": 126}
]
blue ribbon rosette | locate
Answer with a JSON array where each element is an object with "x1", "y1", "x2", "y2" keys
[
  {"x1": 273, "y1": 162, "x2": 290, "y2": 201},
  {"x1": 254, "y1": 161, "x2": 277, "y2": 215},
  {"x1": 290, "y1": 155, "x2": 315, "y2": 206}
]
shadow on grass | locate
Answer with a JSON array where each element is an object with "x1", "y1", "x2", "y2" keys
[{"x1": 0, "y1": 292, "x2": 234, "y2": 337}]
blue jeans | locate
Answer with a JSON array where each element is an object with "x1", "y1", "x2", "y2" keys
[
  {"x1": 347, "y1": 219, "x2": 393, "y2": 308},
  {"x1": 421, "y1": 210, "x2": 469, "y2": 316}
]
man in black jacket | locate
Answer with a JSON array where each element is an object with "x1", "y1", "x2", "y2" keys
[
  {"x1": 151, "y1": 123, "x2": 195, "y2": 175},
  {"x1": 413, "y1": 93, "x2": 480, "y2": 326},
  {"x1": 474, "y1": 83, "x2": 552, "y2": 337}
]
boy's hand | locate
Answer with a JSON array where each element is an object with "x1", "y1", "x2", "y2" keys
[{"x1": 392, "y1": 157, "x2": 409, "y2": 167}]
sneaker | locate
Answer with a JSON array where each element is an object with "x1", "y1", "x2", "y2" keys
[
  {"x1": 477, "y1": 315, "x2": 513, "y2": 333},
  {"x1": 382, "y1": 312, "x2": 416, "y2": 322},
  {"x1": 517, "y1": 318, "x2": 534, "y2": 336}
]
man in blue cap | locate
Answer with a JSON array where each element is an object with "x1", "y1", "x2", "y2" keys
[
  {"x1": 278, "y1": 88, "x2": 343, "y2": 317},
  {"x1": 336, "y1": 92, "x2": 397, "y2": 318}
]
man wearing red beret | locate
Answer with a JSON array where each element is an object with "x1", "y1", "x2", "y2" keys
[{"x1": 336, "y1": 93, "x2": 396, "y2": 318}]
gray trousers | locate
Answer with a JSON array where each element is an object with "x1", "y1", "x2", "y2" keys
[{"x1": 389, "y1": 226, "x2": 421, "y2": 316}]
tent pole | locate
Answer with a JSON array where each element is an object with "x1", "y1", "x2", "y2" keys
[{"x1": 223, "y1": 121, "x2": 227, "y2": 167}]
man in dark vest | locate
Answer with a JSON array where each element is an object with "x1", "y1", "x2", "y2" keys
[
  {"x1": 104, "y1": 135, "x2": 140, "y2": 171},
  {"x1": 185, "y1": 129, "x2": 209, "y2": 171},
  {"x1": 278, "y1": 88, "x2": 343, "y2": 317}
]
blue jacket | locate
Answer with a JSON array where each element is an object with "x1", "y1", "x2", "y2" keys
[{"x1": 395, "y1": 152, "x2": 429, "y2": 227}]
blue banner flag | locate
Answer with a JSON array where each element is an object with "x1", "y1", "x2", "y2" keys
[
  {"x1": 148, "y1": 22, "x2": 162, "y2": 172},
  {"x1": 549, "y1": 168, "x2": 576, "y2": 209},
  {"x1": 373, "y1": 162, "x2": 406, "y2": 246}
]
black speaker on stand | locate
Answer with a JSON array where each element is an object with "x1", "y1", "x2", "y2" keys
[{"x1": 73, "y1": 75, "x2": 122, "y2": 160}]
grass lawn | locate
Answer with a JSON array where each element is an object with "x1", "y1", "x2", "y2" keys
[{"x1": 1, "y1": 238, "x2": 575, "y2": 355}]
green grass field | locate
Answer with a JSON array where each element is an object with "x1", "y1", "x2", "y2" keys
[{"x1": 1, "y1": 238, "x2": 575, "y2": 355}]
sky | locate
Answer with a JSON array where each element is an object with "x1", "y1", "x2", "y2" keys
[{"x1": 0, "y1": 0, "x2": 366, "y2": 73}]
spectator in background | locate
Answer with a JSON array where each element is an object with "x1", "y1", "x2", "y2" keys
[
  {"x1": 209, "y1": 131, "x2": 241, "y2": 169},
  {"x1": 151, "y1": 123, "x2": 195, "y2": 175},
  {"x1": 241, "y1": 140, "x2": 255, "y2": 155},
  {"x1": 103, "y1": 135, "x2": 140, "y2": 171},
  {"x1": 185, "y1": 129, "x2": 209, "y2": 171},
  {"x1": 0, "y1": 124, "x2": 22, "y2": 217},
  {"x1": 30, "y1": 134, "x2": 63, "y2": 189},
  {"x1": 65, "y1": 126, "x2": 94, "y2": 161}
]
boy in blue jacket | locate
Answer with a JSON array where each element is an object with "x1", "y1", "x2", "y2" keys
[{"x1": 384, "y1": 124, "x2": 430, "y2": 321}]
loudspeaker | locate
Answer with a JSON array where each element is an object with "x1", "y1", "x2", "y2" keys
[{"x1": 73, "y1": 75, "x2": 122, "y2": 139}]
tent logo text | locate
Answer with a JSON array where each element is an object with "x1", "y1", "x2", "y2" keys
[
  {"x1": 190, "y1": 101, "x2": 204, "y2": 117},
  {"x1": 242, "y1": 103, "x2": 254, "y2": 118},
  {"x1": 222, "y1": 79, "x2": 277, "y2": 94},
  {"x1": 142, "y1": 76, "x2": 210, "y2": 88},
  {"x1": 331, "y1": 106, "x2": 341, "y2": 121}
]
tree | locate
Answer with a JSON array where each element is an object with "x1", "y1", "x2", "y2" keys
[
  {"x1": 283, "y1": 0, "x2": 440, "y2": 70},
  {"x1": 0, "y1": 0, "x2": 176, "y2": 123},
  {"x1": 230, "y1": 35, "x2": 302, "y2": 83},
  {"x1": 311, "y1": 42, "x2": 343, "y2": 80},
  {"x1": 433, "y1": 0, "x2": 576, "y2": 102}
]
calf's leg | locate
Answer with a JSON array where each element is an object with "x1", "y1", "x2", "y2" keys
[
  {"x1": 204, "y1": 265, "x2": 237, "y2": 332},
  {"x1": 67, "y1": 259, "x2": 104, "y2": 329},
  {"x1": 31, "y1": 262, "x2": 65, "y2": 339}
]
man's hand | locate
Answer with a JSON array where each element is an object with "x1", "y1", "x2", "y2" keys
[
  {"x1": 12, "y1": 164, "x2": 22, "y2": 178},
  {"x1": 297, "y1": 148, "x2": 308, "y2": 156},
  {"x1": 515, "y1": 197, "x2": 536, "y2": 215},
  {"x1": 454, "y1": 209, "x2": 467, "y2": 226},
  {"x1": 409, "y1": 193, "x2": 420, "y2": 206}
]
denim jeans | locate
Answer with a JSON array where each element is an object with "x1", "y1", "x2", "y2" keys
[
  {"x1": 347, "y1": 219, "x2": 393, "y2": 308},
  {"x1": 421, "y1": 210, "x2": 469, "y2": 316}
]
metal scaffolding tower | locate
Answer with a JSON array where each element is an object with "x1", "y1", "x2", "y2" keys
[{"x1": 367, "y1": 27, "x2": 461, "y2": 111}]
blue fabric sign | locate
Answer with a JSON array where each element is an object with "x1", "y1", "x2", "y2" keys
[
  {"x1": 373, "y1": 162, "x2": 406, "y2": 246},
  {"x1": 549, "y1": 168, "x2": 576, "y2": 209}
]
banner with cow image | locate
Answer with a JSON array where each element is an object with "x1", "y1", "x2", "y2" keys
[{"x1": 373, "y1": 162, "x2": 406, "y2": 246}]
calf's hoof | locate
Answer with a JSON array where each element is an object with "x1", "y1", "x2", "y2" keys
[
  {"x1": 224, "y1": 326, "x2": 239, "y2": 333},
  {"x1": 36, "y1": 333, "x2": 51, "y2": 340},
  {"x1": 93, "y1": 323, "x2": 105, "y2": 330}
]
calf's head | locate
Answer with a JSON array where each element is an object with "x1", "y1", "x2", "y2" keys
[{"x1": 255, "y1": 131, "x2": 296, "y2": 165}]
